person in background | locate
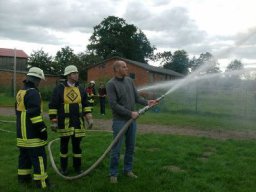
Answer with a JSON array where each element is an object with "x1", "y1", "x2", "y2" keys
[
  {"x1": 16, "y1": 67, "x2": 50, "y2": 189},
  {"x1": 98, "y1": 82, "x2": 107, "y2": 115},
  {"x1": 106, "y1": 60, "x2": 158, "y2": 183},
  {"x1": 85, "y1": 80, "x2": 96, "y2": 112},
  {"x1": 48, "y1": 65, "x2": 93, "y2": 175}
]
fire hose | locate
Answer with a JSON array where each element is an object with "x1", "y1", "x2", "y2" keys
[{"x1": 48, "y1": 93, "x2": 166, "y2": 180}]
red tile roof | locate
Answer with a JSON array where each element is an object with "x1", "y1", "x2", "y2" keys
[{"x1": 0, "y1": 48, "x2": 28, "y2": 58}]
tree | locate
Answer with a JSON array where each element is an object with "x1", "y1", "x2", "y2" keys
[
  {"x1": 152, "y1": 51, "x2": 172, "y2": 66},
  {"x1": 55, "y1": 46, "x2": 81, "y2": 76},
  {"x1": 190, "y1": 52, "x2": 220, "y2": 74},
  {"x1": 77, "y1": 51, "x2": 102, "y2": 80},
  {"x1": 225, "y1": 59, "x2": 246, "y2": 80},
  {"x1": 163, "y1": 50, "x2": 189, "y2": 75},
  {"x1": 87, "y1": 16, "x2": 155, "y2": 63},
  {"x1": 28, "y1": 49, "x2": 53, "y2": 74},
  {"x1": 226, "y1": 59, "x2": 244, "y2": 71}
]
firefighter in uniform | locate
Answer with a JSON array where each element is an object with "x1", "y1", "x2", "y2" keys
[
  {"x1": 48, "y1": 65, "x2": 93, "y2": 175},
  {"x1": 16, "y1": 67, "x2": 50, "y2": 189},
  {"x1": 85, "y1": 80, "x2": 96, "y2": 112}
]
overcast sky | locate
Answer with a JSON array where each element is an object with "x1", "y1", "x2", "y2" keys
[{"x1": 0, "y1": 0, "x2": 255, "y2": 68}]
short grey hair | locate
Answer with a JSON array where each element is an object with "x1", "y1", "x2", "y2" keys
[{"x1": 113, "y1": 60, "x2": 126, "y2": 72}]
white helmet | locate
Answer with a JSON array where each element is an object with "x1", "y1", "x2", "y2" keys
[
  {"x1": 27, "y1": 67, "x2": 45, "y2": 80},
  {"x1": 64, "y1": 65, "x2": 78, "y2": 76},
  {"x1": 90, "y1": 80, "x2": 95, "y2": 85}
]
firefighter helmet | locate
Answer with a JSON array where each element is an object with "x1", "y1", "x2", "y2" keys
[
  {"x1": 27, "y1": 67, "x2": 45, "y2": 80},
  {"x1": 64, "y1": 65, "x2": 78, "y2": 76},
  {"x1": 90, "y1": 80, "x2": 95, "y2": 85}
]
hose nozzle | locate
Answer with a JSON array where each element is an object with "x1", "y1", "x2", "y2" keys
[
  {"x1": 156, "y1": 94, "x2": 166, "y2": 102},
  {"x1": 138, "y1": 93, "x2": 166, "y2": 116}
]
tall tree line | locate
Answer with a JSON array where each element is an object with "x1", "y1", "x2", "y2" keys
[{"x1": 28, "y1": 16, "x2": 247, "y2": 79}]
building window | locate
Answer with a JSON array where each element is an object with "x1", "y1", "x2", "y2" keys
[{"x1": 129, "y1": 73, "x2": 135, "y2": 79}]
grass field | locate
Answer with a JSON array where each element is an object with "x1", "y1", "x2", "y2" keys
[
  {"x1": 1, "y1": 118, "x2": 256, "y2": 192},
  {"x1": 0, "y1": 87, "x2": 256, "y2": 191}
]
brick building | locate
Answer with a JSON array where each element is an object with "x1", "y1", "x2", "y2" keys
[
  {"x1": 0, "y1": 48, "x2": 28, "y2": 71},
  {"x1": 0, "y1": 69, "x2": 59, "y2": 89},
  {"x1": 0, "y1": 48, "x2": 59, "y2": 91},
  {"x1": 87, "y1": 56, "x2": 183, "y2": 87}
]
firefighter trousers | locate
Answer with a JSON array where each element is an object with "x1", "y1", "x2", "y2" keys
[
  {"x1": 60, "y1": 135, "x2": 82, "y2": 172},
  {"x1": 18, "y1": 146, "x2": 48, "y2": 189}
]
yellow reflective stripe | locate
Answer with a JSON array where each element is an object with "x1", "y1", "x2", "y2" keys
[
  {"x1": 48, "y1": 109, "x2": 57, "y2": 115},
  {"x1": 79, "y1": 116, "x2": 84, "y2": 129},
  {"x1": 38, "y1": 155, "x2": 47, "y2": 188},
  {"x1": 57, "y1": 127, "x2": 74, "y2": 137},
  {"x1": 88, "y1": 99, "x2": 94, "y2": 103},
  {"x1": 30, "y1": 116, "x2": 43, "y2": 124},
  {"x1": 84, "y1": 107, "x2": 91, "y2": 112},
  {"x1": 64, "y1": 104, "x2": 70, "y2": 129},
  {"x1": 64, "y1": 118, "x2": 70, "y2": 129},
  {"x1": 64, "y1": 104, "x2": 69, "y2": 113},
  {"x1": 41, "y1": 128, "x2": 46, "y2": 132},
  {"x1": 34, "y1": 173, "x2": 48, "y2": 180},
  {"x1": 33, "y1": 155, "x2": 48, "y2": 188},
  {"x1": 74, "y1": 128, "x2": 86, "y2": 137},
  {"x1": 16, "y1": 90, "x2": 26, "y2": 111},
  {"x1": 21, "y1": 111, "x2": 27, "y2": 139},
  {"x1": 60, "y1": 153, "x2": 68, "y2": 158},
  {"x1": 57, "y1": 127, "x2": 74, "y2": 135},
  {"x1": 79, "y1": 103, "x2": 82, "y2": 113},
  {"x1": 59, "y1": 132, "x2": 73, "y2": 137},
  {"x1": 17, "y1": 138, "x2": 47, "y2": 147},
  {"x1": 57, "y1": 127, "x2": 74, "y2": 133},
  {"x1": 18, "y1": 169, "x2": 32, "y2": 175},
  {"x1": 75, "y1": 128, "x2": 86, "y2": 133},
  {"x1": 73, "y1": 153, "x2": 82, "y2": 158},
  {"x1": 39, "y1": 156, "x2": 45, "y2": 174}
]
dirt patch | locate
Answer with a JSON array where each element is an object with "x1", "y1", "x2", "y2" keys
[
  {"x1": 94, "y1": 119, "x2": 256, "y2": 140},
  {"x1": 0, "y1": 107, "x2": 15, "y2": 116},
  {"x1": 1, "y1": 107, "x2": 256, "y2": 140},
  {"x1": 162, "y1": 165, "x2": 185, "y2": 173}
]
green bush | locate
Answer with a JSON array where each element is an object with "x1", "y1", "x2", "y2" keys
[{"x1": 40, "y1": 86, "x2": 56, "y2": 100}]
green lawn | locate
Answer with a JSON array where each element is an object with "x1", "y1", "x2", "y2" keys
[
  {"x1": 0, "y1": 121, "x2": 256, "y2": 192},
  {"x1": 0, "y1": 88, "x2": 256, "y2": 191}
]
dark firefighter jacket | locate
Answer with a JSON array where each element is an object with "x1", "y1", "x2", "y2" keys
[
  {"x1": 16, "y1": 81, "x2": 47, "y2": 148},
  {"x1": 85, "y1": 86, "x2": 96, "y2": 110},
  {"x1": 48, "y1": 81, "x2": 91, "y2": 137}
]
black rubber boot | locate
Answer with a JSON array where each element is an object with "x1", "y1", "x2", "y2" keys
[
  {"x1": 18, "y1": 174, "x2": 32, "y2": 185},
  {"x1": 60, "y1": 157, "x2": 68, "y2": 175},
  {"x1": 73, "y1": 157, "x2": 82, "y2": 174}
]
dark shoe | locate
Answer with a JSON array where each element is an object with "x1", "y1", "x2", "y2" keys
[
  {"x1": 45, "y1": 179, "x2": 56, "y2": 190},
  {"x1": 18, "y1": 175, "x2": 32, "y2": 185}
]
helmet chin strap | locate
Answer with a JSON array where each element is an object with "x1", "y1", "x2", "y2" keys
[{"x1": 26, "y1": 76, "x2": 41, "y2": 87}]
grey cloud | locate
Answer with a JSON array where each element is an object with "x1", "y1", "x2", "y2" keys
[
  {"x1": 209, "y1": 29, "x2": 256, "y2": 60},
  {"x1": 151, "y1": 0, "x2": 171, "y2": 6},
  {"x1": 0, "y1": 0, "x2": 114, "y2": 44},
  {"x1": 124, "y1": 3, "x2": 207, "y2": 51}
]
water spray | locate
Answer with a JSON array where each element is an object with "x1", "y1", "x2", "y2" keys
[{"x1": 48, "y1": 93, "x2": 166, "y2": 180}]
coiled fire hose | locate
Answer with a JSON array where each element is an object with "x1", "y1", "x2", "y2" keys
[{"x1": 48, "y1": 94, "x2": 166, "y2": 180}]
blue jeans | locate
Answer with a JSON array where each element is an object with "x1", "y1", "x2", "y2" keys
[{"x1": 109, "y1": 120, "x2": 137, "y2": 176}]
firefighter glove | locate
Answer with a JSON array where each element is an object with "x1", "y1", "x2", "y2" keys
[
  {"x1": 50, "y1": 122, "x2": 58, "y2": 132},
  {"x1": 87, "y1": 119, "x2": 93, "y2": 129},
  {"x1": 39, "y1": 128, "x2": 48, "y2": 141},
  {"x1": 85, "y1": 113, "x2": 93, "y2": 129}
]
